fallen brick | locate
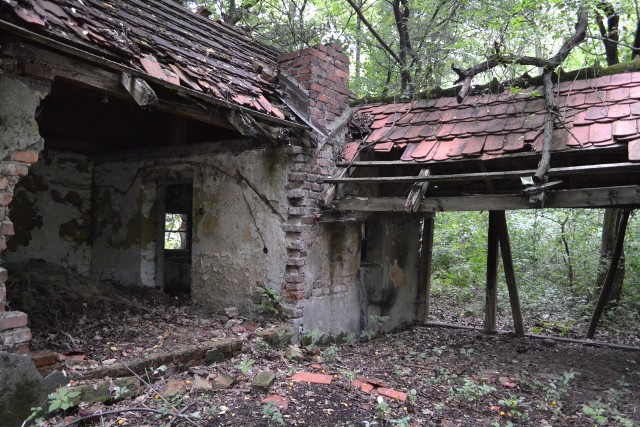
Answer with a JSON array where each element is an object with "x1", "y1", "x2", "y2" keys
[
  {"x1": 356, "y1": 375, "x2": 387, "y2": 388},
  {"x1": 160, "y1": 378, "x2": 188, "y2": 397},
  {"x1": 262, "y1": 394, "x2": 289, "y2": 410},
  {"x1": 377, "y1": 387, "x2": 407, "y2": 402},
  {"x1": 213, "y1": 373, "x2": 236, "y2": 389},
  {"x1": 352, "y1": 379, "x2": 374, "y2": 394},
  {"x1": 252, "y1": 371, "x2": 277, "y2": 391},
  {"x1": 31, "y1": 349, "x2": 59, "y2": 369},
  {"x1": 290, "y1": 372, "x2": 332, "y2": 385}
]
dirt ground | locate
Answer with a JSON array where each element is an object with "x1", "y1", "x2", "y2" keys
[{"x1": 7, "y1": 263, "x2": 640, "y2": 426}]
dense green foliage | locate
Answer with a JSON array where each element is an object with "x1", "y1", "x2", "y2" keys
[
  {"x1": 192, "y1": 1, "x2": 640, "y2": 98},
  {"x1": 431, "y1": 209, "x2": 640, "y2": 338}
]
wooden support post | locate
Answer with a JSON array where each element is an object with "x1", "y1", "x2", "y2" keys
[
  {"x1": 485, "y1": 211, "x2": 500, "y2": 332},
  {"x1": 586, "y1": 209, "x2": 631, "y2": 339},
  {"x1": 495, "y1": 211, "x2": 525, "y2": 336},
  {"x1": 405, "y1": 168, "x2": 430, "y2": 213},
  {"x1": 417, "y1": 214, "x2": 435, "y2": 322}
]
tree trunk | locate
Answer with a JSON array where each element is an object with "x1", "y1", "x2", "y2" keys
[{"x1": 594, "y1": 208, "x2": 626, "y2": 308}]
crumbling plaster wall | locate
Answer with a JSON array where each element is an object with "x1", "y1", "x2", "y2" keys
[
  {"x1": 6, "y1": 150, "x2": 93, "y2": 275},
  {"x1": 89, "y1": 147, "x2": 289, "y2": 314},
  {"x1": 301, "y1": 220, "x2": 363, "y2": 335},
  {"x1": 0, "y1": 75, "x2": 50, "y2": 353},
  {"x1": 191, "y1": 149, "x2": 289, "y2": 314}
]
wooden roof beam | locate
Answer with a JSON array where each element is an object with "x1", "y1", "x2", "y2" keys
[{"x1": 329, "y1": 185, "x2": 640, "y2": 212}]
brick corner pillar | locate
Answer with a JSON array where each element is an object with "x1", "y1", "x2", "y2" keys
[
  {"x1": 276, "y1": 45, "x2": 350, "y2": 330},
  {"x1": 277, "y1": 42, "x2": 350, "y2": 131},
  {"x1": 0, "y1": 75, "x2": 50, "y2": 353}
]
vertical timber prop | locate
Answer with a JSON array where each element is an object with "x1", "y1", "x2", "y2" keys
[
  {"x1": 416, "y1": 214, "x2": 435, "y2": 322},
  {"x1": 485, "y1": 211, "x2": 500, "y2": 332},
  {"x1": 586, "y1": 209, "x2": 631, "y2": 339},
  {"x1": 494, "y1": 211, "x2": 525, "y2": 335}
]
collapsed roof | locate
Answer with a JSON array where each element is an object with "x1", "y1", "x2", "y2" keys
[{"x1": 1, "y1": 0, "x2": 293, "y2": 123}]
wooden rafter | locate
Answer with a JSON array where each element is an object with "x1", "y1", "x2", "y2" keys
[
  {"x1": 324, "y1": 162, "x2": 640, "y2": 184},
  {"x1": 404, "y1": 168, "x2": 430, "y2": 213},
  {"x1": 330, "y1": 185, "x2": 640, "y2": 212}
]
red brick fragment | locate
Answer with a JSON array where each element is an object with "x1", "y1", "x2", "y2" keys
[
  {"x1": 377, "y1": 387, "x2": 407, "y2": 402},
  {"x1": 356, "y1": 375, "x2": 387, "y2": 388},
  {"x1": 290, "y1": 372, "x2": 332, "y2": 384},
  {"x1": 352, "y1": 379, "x2": 374, "y2": 394},
  {"x1": 0, "y1": 311, "x2": 28, "y2": 331},
  {"x1": 499, "y1": 376, "x2": 518, "y2": 388},
  {"x1": 31, "y1": 350, "x2": 59, "y2": 368},
  {"x1": 13, "y1": 150, "x2": 39, "y2": 164},
  {"x1": 262, "y1": 394, "x2": 289, "y2": 410}
]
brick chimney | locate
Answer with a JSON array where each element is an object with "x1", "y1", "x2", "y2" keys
[{"x1": 277, "y1": 43, "x2": 349, "y2": 131}]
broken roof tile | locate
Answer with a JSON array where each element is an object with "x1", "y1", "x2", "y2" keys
[
  {"x1": 365, "y1": 127, "x2": 391, "y2": 143},
  {"x1": 342, "y1": 142, "x2": 360, "y2": 162},
  {"x1": 374, "y1": 141, "x2": 395, "y2": 152},
  {"x1": 551, "y1": 129, "x2": 569, "y2": 151},
  {"x1": 140, "y1": 54, "x2": 173, "y2": 82},
  {"x1": 400, "y1": 143, "x2": 419, "y2": 161}
]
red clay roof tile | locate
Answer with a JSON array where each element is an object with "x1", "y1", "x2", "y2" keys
[
  {"x1": 584, "y1": 106, "x2": 609, "y2": 121},
  {"x1": 411, "y1": 140, "x2": 438, "y2": 159},
  {"x1": 432, "y1": 141, "x2": 451, "y2": 161},
  {"x1": 612, "y1": 120, "x2": 638, "y2": 138},
  {"x1": 401, "y1": 143, "x2": 419, "y2": 161},
  {"x1": 342, "y1": 142, "x2": 360, "y2": 162},
  {"x1": 446, "y1": 139, "x2": 468, "y2": 158},
  {"x1": 607, "y1": 104, "x2": 631, "y2": 119},
  {"x1": 485, "y1": 134, "x2": 505, "y2": 152},
  {"x1": 503, "y1": 133, "x2": 526, "y2": 152},
  {"x1": 589, "y1": 123, "x2": 612, "y2": 143},
  {"x1": 374, "y1": 141, "x2": 395, "y2": 152},
  {"x1": 356, "y1": 71, "x2": 640, "y2": 163},
  {"x1": 629, "y1": 139, "x2": 640, "y2": 161},
  {"x1": 567, "y1": 125, "x2": 589, "y2": 147},
  {"x1": 606, "y1": 87, "x2": 630, "y2": 102},
  {"x1": 366, "y1": 127, "x2": 391, "y2": 143},
  {"x1": 462, "y1": 136, "x2": 486, "y2": 156}
]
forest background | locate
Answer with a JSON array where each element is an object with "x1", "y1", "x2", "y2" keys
[{"x1": 188, "y1": 0, "x2": 640, "y2": 342}]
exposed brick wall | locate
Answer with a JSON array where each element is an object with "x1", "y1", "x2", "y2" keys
[
  {"x1": 278, "y1": 43, "x2": 350, "y2": 130},
  {"x1": 0, "y1": 150, "x2": 41, "y2": 353},
  {"x1": 277, "y1": 44, "x2": 350, "y2": 324}
]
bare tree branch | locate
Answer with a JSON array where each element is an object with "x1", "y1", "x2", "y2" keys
[{"x1": 344, "y1": 0, "x2": 404, "y2": 66}]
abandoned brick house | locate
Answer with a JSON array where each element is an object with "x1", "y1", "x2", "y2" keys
[{"x1": 2, "y1": 0, "x2": 640, "y2": 357}]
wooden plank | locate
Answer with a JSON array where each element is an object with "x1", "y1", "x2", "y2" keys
[
  {"x1": 322, "y1": 167, "x2": 351, "y2": 206},
  {"x1": 416, "y1": 215, "x2": 435, "y2": 322},
  {"x1": 121, "y1": 72, "x2": 158, "y2": 107},
  {"x1": 485, "y1": 211, "x2": 500, "y2": 332},
  {"x1": 495, "y1": 211, "x2": 525, "y2": 336},
  {"x1": 405, "y1": 169, "x2": 430, "y2": 213},
  {"x1": 586, "y1": 209, "x2": 631, "y2": 338},
  {"x1": 324, "y1": 162, "x2": 640, "y2": 184},
  {"x1": 330, "y1": 185, "x2": 640, "y2": 212}
]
